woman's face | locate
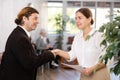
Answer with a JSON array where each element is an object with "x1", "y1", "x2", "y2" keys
[{"x1": 75, "y1": 12, "x2": 91, "y2": 30}]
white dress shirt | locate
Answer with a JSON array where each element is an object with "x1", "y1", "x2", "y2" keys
[
  {"x1": 68, "y1": 28, "x2": 104, "y2": 68},
  {"x1": 19, "y1": 26, "x2": 30, "y2": 38}
]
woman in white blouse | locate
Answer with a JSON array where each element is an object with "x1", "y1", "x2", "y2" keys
[{"x1": 52, "y1": 8, "x2": 111, "y2": 80}]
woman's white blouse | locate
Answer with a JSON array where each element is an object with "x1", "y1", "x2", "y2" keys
[{"x1": 68, "y1": 28, "x2": 104, "y2": 68}]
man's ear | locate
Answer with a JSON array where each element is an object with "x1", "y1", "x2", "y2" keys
[
  {"x1": 22, "y1": 16, "x2": 28, "y2": 22},
  {"x1": 21, "y1": 16, "x2": 29, "y2": 25}
]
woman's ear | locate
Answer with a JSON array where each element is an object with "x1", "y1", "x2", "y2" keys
[{"x1": 88, "y1": 17, "x2": 92, "y2": 24}]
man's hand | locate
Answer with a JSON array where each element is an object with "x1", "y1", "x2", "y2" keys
[
  {"x1": 51, "y1": 49, "x2": 70, "y2": 60},
  {"x1": 51, "y1": 49, "x2": 59, "y2": 57}
]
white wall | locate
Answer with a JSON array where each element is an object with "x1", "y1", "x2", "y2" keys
[{"x1": 0, "y1": 0, "x2": 48, "y2": 52}]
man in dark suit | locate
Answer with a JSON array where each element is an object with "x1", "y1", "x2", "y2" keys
[{"x1": 0, "y1": 7, "x2": 55, "y2": 80}]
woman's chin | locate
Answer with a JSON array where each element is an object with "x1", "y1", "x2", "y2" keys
[{"x1": 77, "y1": 26, "x2": 84, "y2": 30}]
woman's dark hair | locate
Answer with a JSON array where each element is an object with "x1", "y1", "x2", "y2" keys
[
  {"x1": 76, "y1": 8, "x2": 94, "y2": 25},
  {"x1": 15, "y1": 7, "x2": 39, "y2": 25}
]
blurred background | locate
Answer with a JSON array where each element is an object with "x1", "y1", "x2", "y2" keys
[{"x1": 0, "y1": 0, "x2": 120, "y2": 80}]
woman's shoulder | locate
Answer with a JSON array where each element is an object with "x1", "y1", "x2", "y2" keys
[
  {"x1": 95, "y1": 30, "x2": 103, "y2": 38},
  {"x1": 74, "y1": 31, "x2": 82, "y2": 38},
  {"x1": 94, "y1": 30, "x2": 104, "y2": 44}
]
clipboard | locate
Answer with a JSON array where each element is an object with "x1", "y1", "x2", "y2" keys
[{"x1": 61, "y1": 63, "x2": 84, "y2": 72}]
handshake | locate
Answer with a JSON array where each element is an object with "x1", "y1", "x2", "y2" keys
[
  {"x1": 51, "y1": 49, "x2": 70, "y2": 60},
  {"x1": 51, "y1": 49, "x2": 95, "y2": 76},
  {"x1": 51, "y1": 49, "x2": 61, "y2": 56}
]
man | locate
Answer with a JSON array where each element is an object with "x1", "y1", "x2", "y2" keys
[
  {"x1": 0, "y1": 53, "x2": 2, "y2": 64},
  {"x1": 0, "y1": 7, "x2": 55, "y2": 80}
]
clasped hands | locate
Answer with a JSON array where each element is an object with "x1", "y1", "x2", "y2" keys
[
  {"x1": 50, "y1": 49, "x2": 61, "y2": 57},
  {"x1": 51, "y1": 49, "x2": 94, "y2": 76},
  {"x1": 51, "y1": 49, "x2": 60, "y2": 56}
]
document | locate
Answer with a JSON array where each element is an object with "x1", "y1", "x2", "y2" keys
[{"x1": 61, "y1": 63, "x2": 85, "y2": 72}]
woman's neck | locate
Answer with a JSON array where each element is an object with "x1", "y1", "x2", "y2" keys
[{"x1": 83, "y1": 26, "x2": 92, "y2": 39}]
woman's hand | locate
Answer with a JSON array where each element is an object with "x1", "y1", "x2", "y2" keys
[
  {"x1": 81, "y1": 67, "x2": 94, "y2": 76},
  {"x1": 51, "y1": 49, "x2": 61, "y2": 57},
  {"x1": 81, "y1": 61, "x2": 106, "y2": 76},
  {"x1": 51, "y1": 49, "x2": 61, "y2": 55},
  {"x1": 51, "y1": 49, "x2": 70, "y2": 60}
]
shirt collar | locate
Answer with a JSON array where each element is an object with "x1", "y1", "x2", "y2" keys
[
  {"x1": 80, "y1": 28, "x2": 96, "y2": 37},
  {"x1": 19, "y1": 26, "x2": 30, "y2": 38},
  {"x1": 88, "y1": 28, "x2": 96, "y2": 36}
]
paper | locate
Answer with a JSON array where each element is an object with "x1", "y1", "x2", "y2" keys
[{"x1": 61, "y1": 63, "x2": 84, "y2": 72}]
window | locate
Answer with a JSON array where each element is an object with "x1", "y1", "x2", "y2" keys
[
  {"x1": 47, "y1": 2, "x2": 62, "y2": 34},
  {"x1": 47, "y1": 1, "x2": 119, "y2": 34},
  {"x1": 83, "y1": 1, "x2": 95, "y2": 7},
  {"x1": 67, "y1": 1, "x2": 81, "y2": 7},
  {"x1": 114, "y1": 2, "x2": 120, "y2": 17},
  {"x1": 66, "y1": 8, "x2": 79, "y2": 34},
  {"x1": 96, "y1": 2, "x2": 111, "y2": 30}
]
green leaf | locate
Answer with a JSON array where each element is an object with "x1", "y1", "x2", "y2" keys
[
  {"x1": 99, "y1": 25, "x2": 105, "y2": 32},
  {"x1": 115, "y1": 16, "x2": 120, "y2": 21},
  {"x1": 100, "y1": 39, "x2": 107, "y2": 47},
  {"x1": 113, "y1": 61, "x2": 120, "y2": 75},
  {"x1": 118, "y1": 30, "x2": 120, "y2": 36},
  {"x1": 99, "y1": 12, "x2": 120, "y2": 75}
]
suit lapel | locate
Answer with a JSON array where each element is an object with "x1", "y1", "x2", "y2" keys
[{"x1": 17, "y1": 26, "x2": 31, "y2": 41}]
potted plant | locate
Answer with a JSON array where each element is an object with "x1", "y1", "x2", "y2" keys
[
  {"x1": 99, "y1": 11, "x2": 120, "y2": 75},
  {"x1": 52, "y1": 14, "x2": 69, "y2": 49},
  {"x1": 53, "y1": 13, "x2": 64, "y2": 49}
]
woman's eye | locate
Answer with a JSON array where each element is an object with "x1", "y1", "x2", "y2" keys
[
  {"x1": 75, "y1": 17, "x2": 81, "y2": 20},
  {"x1": 78, "y1": 17, "x2": 82, "y2": 19}
]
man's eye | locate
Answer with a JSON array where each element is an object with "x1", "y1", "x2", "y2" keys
[
  {"x1": 75, "y1": 17, "x2": 77, "y2": 20},
  {"x1": 34, "y1": 17, "x2": 38, "y2": 20}
]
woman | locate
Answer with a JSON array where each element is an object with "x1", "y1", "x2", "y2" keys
[{"x1": 53, "y1": 8, "x2": 111, "y2": 80}]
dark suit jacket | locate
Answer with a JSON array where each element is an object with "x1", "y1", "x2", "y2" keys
[{"x1": 0, "y1": 26, "x2": 54, "y2": 80}]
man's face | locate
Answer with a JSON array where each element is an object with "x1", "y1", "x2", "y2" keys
[{"x1": 23, "y1": 13, "x2": 39, "y2": 32}]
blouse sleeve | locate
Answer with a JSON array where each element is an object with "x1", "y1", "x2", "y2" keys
[
  {"x1": 67, "y1": 36, "x2": 77, "y2": 62},
  {"x1": 95, "y1": 32, "x2": 105, "y2": 56}
]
